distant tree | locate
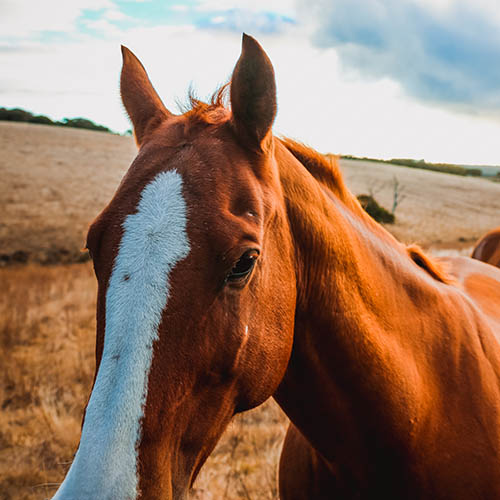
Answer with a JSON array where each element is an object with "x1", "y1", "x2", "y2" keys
[
  {"x1": 338, "y1": 154, "x2": 487, "y2": 178},
  {"x1": 0, "y1": 107, "x2": 33, "y2": 122},
  {"x1": 30, "y1": 115, "x2": 54, "y2": 125},
  {"x1": 0, "y1": 106, "x2": 113, "y2": 133},
  {"x1": 59, "y1": 117, "x2": 111, "y2": 133}
]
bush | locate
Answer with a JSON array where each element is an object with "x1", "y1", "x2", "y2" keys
[
  {"x1": 30, "y1": 115, "x2": 54, "y2": 125},
  {"x1": 0, "y1": 107, "x2": 112, "y2": 133},
  {"x1": 59, "y1": 117, "x2": 110, "y2": 133},
  {"x1": 340, "y1": 153, "x2": 486, "y2": 178},
  {"x1": 357, "y1": 194, "x2": 395, "y2": 224},
  {"x1": 388, "y1": 158, "x2": 469, "y2": 176}
]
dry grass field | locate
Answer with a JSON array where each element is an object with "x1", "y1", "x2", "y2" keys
[
  {"x1": 0, "y1": 122, "x2": 135, "y2": 264},
  {"x1": 0, "y1": 263, "x2": 288, "y2": 500},
  {"x1": 340, "y1": 158, "x2": 500, "y2": 248},
  {"x1": 2, "y1": 122, "x2": 500, "y2": 265},
  {"x1": 1, "y1": 122, "x2": 499, "y2": 499}
]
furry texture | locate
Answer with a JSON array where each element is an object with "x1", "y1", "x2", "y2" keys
[
  {"x1": 52, "y1": 170, "x2": 190, "y2": 500},
  {"x1": 472, "y1": 227, "x2": 500, "y2": 268}
]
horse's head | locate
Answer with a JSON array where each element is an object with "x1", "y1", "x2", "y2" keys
[{"x1": 53, "y1": 35, "x2": 296, "y2": 499}]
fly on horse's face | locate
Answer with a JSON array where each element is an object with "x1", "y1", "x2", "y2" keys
[{"x1": 52, "y1": 35, "x2": 296, "y2": 499}]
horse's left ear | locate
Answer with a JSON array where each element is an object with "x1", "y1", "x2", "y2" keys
[
  {"x1": 230, "y1": 34, "x2": 277, "y2": 152},
  {"x1": 120, "y1": 46, "x2": 172, "y2": 146}
]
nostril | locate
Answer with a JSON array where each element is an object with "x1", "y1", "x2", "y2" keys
[{"x1": 123, "y1": 274, "x2": 130, "y2": 282}]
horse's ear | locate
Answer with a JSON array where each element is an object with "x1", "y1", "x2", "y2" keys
[
  {"x1": 120, "y1": 46, "x2": 172, "y2": 146},
  {"x1": 230, "y1": 34, "x2": 277, "y2": 152}
]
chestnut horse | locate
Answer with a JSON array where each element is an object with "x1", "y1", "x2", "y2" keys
[
  {"x1": 472, "y1": 227, "x2": 500, "y2": 268},
  {"x1": 52, "y1": 35, "x2": 500, "y2": 499}
]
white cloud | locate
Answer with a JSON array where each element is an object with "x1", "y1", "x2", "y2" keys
[
  {"x1": 84, "y1": 18, "x2": 124, "y2": 37},
  {"x1": 416, "y1": 0, "x2": 500, "y2": 24},
  {"x1": 0, "y1": 0, "x2": 115, "y2": 37},
  {"x1": 2, "y1": 3, "x2": 500, "y2": 165},
  {"x1": 194, "y1": 0, "x2": 296, "y2": 18},
  {"x1": 103, "y1": 7, "x2": 129, "y2": 21},
  {"x1": 210, "y1": 16, "x2": 226, "y2": 24},
  {"x1": 170, "y1": 4, "x2": 189, "y2": 12}
]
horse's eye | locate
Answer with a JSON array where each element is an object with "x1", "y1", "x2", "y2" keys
[{"x1": 226, "y1": 249, "x2": 259, "y2": 285}]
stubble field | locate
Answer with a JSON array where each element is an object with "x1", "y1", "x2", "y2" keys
[{"x1": 1, "y1": 122, "x2": 499, "y2": 499}]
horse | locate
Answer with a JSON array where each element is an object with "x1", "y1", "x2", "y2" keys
[
  {"x1": 51, "y1": 35, "x2": 500, "y2": 499},
  {"x1": 472, "y1": 227, "x2": 500, "y2": 268}
]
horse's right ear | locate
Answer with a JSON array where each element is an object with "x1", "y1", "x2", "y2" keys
[{"x1": 120, "y1": 46, "x2": 172, "y2": 146}]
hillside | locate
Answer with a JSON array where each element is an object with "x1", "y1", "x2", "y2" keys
[
  {"x1": 0, "y1": 122, "x2": 136, "y2": 264},
  {"x1": 1, "y1": 121, "x2": 499, "y2": 264},
  {"x1": 340, "y1": 158, "x2": 500, "y2": 247}
]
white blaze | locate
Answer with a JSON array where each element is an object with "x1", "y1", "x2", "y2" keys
[{"x1": 53, "y1": 170, "x2": 190, "y2": 500}]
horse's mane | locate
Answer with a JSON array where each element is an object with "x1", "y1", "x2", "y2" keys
[
  {"x1": 279, "y1": 138, "x2": 362, "y2": 214},
  {"x1": 182, "y1": 85, "x2": 231, "y2": 126},
  {"x1": 183, "y1": 92, "x2": 450, "y2": 285},
  {"x1": 279, "y1": 138, "x2": 451, "y2": 285}
]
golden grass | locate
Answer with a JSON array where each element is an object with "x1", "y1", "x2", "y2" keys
[
  {"x1": 0, "y1": 122, "x2": 135, "y2": 264},
  {"x1": 340, "y1": 158, "x2": 500, "y2": 246},
  {"x1": 0, "y1": 263, "x2": 288, "y2": 499},
  {"x1": 0, "y1": 264, "x2": 96, "y2": 499}
]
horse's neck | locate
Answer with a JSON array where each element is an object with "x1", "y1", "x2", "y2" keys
[
  {"x1": 277, "y1": 140, "x2": 423, "y2": 335},
  {"x1": 274, "y1": 143, "x2": 451, "y2": 466},
  {"x1": 272, "y1": 142, "x2": 500, "y2": 494}
]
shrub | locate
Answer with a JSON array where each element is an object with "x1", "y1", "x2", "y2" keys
[
  {"x1": 388, "y1": 159, "x2": 469, "y2": 176},
  {"x1": 59, "y1": 117, "x2": 110, "y2": 133},
  {"x1": 357, "y1": 194, "x2": 395, "y2": 224},
  {"x1": 30, "y1": 115, "x2": 54, "y2": 125}
]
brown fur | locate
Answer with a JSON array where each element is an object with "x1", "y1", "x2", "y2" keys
[
  {"x1": 279, "y1": 138, "x2": 451, "y2": 285},
  {"x1": 472, "y1": 227, "x2": 500, "y2": 268},
  {"x1": 279, "y1": 138, "x2": 353, "y2": 208},
  {"x1": 183, "y1": 85, "x2": 231, "y2": 126},
  {"x1": 170, "y1": 87, "x2": 480, "y2": 288},
  {"x1": 55, "y1": 35, "x2": 500, "y2": 500},
  {"x1": 406, "y1": 244, "x2": 451, "y2": 283}
]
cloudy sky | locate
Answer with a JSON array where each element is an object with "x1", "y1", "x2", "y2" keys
[{"x1": 2, "y1": 0, "x2": 500, "y2": 165}]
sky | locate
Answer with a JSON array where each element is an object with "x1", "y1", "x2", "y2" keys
[{"x1": 2, "y1": 0, "x2": 500, "y2": 165}]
